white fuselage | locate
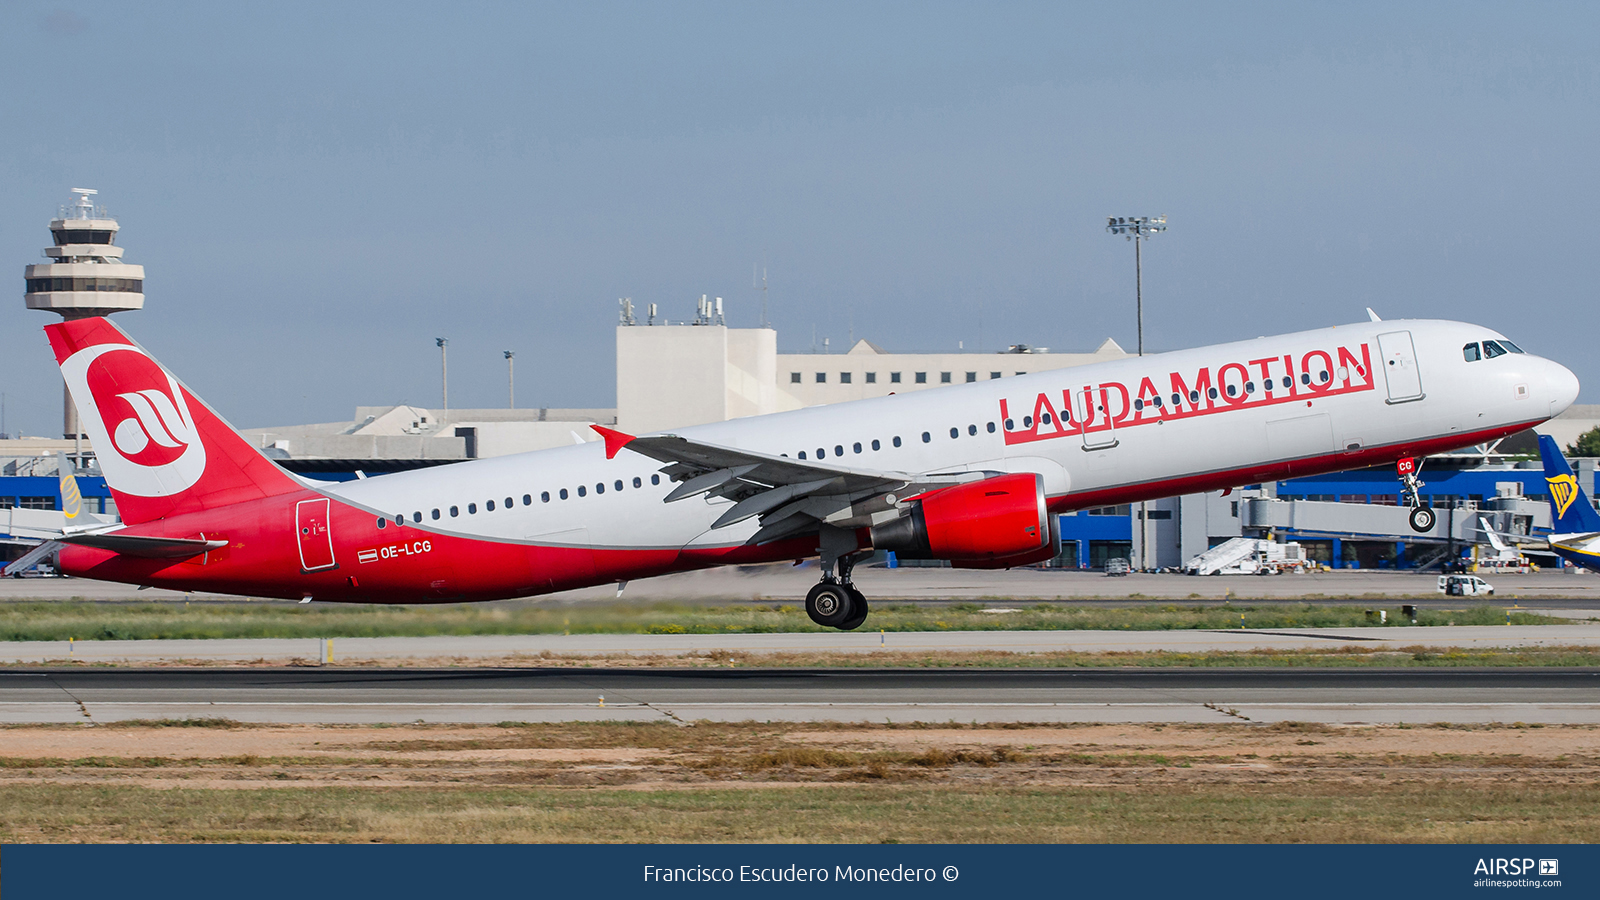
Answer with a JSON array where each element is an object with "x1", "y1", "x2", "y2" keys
[{"x1": 322, "y1": 319, "x2": 1577, "y2": 560}]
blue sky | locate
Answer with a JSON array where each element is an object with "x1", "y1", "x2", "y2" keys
[{"x1": 2, "y1": 2, "x2": 1596, "y2": 434}]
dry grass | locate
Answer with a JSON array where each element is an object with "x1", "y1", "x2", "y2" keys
[
  {"x1": 1, "y1": 720, "x2": 1597, "y2": 843},
  {"x1": 2, "y1": 783, "x2": 1595, "y2": 844}
]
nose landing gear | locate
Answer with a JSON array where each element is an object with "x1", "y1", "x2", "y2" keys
[
  {"x1": 805, "y1": 526, "x2": 871, "y2": 630},
  {"x1": 1398, "y1": 456, "x2": 1436, "y2": 533}
]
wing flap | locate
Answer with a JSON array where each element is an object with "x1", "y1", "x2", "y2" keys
[{"x1": 610, "y1": 430, "x2": 983, "y2": 544}]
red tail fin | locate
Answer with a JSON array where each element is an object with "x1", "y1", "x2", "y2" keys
[{"x1": 46, "y1": 317, "x2": 301, "y2": 525}]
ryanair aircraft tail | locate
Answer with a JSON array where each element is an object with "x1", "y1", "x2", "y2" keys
[{"x1": 1538, "y1": 435, "x2": 1600, "y2": 535}]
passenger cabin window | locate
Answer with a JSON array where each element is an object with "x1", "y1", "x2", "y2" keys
[
  {"x1": 519, "y1": 495, "x2": 528, "y2": 506},
  {"x1": 541, "y1": 491, "x2": 551, "y2": 502},
  {"x1": 816, "y1": 372, "x2": 826, "y2": 383},
  {"x1": 651, "y1": 474, "x2": 661, "y2": 485},
  {"x1": 990, "y1": 372, "x2": 1001, "y2": 379},
  {"x1": 840, "y1": 372, "x2": 852, "y2": 384},
  {"x1": 377, "y1": 518, "x2": 387, "y2": 529},
  {"x1": 790, "y1": 372, "x2": 802, "y2": 383},
  {"x1": 577, "y1": 486, "x2": 586, "y2": 497},
  {"x1": 890, "y1": 372, "x2": 902, "y2": 383},
  {"x1": 468, "y1": 503, "x2": 477, "y2": 514},
  {"x1": 485, "y1": 500, "x2": 494, "y2": 511},
  {"x1": 940, "y1": 372, "x2": 952, "y2": 383},
  {"x1": 560, "y1": 489, "x2": 569, "y2": 500},
  {"x1": 595, "y1": 483, "x2": 604, "y2": 494},
  {"x1": 921, "y1": 431, "x2": 931, "y2": 443},
  {"x1": 432, "y1": 509, "x2": 441, "y2": 519},
  {"x1": 413, "y1": 512, "x2": 422, "y2": 523},
  {"x1": 450, "y1": 506, "x2": 459, "y2": 517},
  {"x1": 915, "y1": 372, "x2": 927, "y2": 384},
  {"x1": 871, "y1": 439, "x2": 881, "y2": 450},
  {"x1": 865, "y1": 372, "x2": 876, "y2": 383},
  {"x1": 965, "y1": 372, "x2": 976, "y2": 382},
  {"x1": 892, "y1": 436, "x2": 902, "y2": 447}
]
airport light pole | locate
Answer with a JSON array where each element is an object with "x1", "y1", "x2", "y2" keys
[
  {"x1": 1106, "y1": 215, "x2": 1167, "y2": 571},
  {"x1": 1106, "y1": 216, "x2": 1166, "y2": 356},
  {"x1": 436, "y1": 338, "x2": 449, "y2": 419},
  {"x1": 504, "y1": 350, "x2": 515, "y2": 409}
]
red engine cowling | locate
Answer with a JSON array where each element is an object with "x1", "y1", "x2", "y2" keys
[{"x1": 870, "y1": 472, "x2": 1059, "y2": 569}]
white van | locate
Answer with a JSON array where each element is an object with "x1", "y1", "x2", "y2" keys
[{"x1": 1438, "y1": 574, "x2": 1495, "y2": 596}]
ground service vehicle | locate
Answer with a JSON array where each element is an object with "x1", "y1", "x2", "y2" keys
[{"x1": 1438, "y1": 575, "x2": 1495, "y2": 596}]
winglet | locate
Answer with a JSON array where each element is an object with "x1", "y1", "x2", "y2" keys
[{"x1": 591, "y1": 425, "x2": 637, "y2": 460}]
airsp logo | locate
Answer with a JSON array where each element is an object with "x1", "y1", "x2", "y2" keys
[
  {"x1": 1548, "y1": 474, "x2": 1579, "y2": 519},
  {"x1": 59, "y1": 342, "x2": 207, "y2": 498},
  {"x1": 1474, "y1": 858, "x2": 1550, "y2": 876}
]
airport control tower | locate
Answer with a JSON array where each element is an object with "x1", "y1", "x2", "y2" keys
[{"x1": 23, "y1": 189, "x2": 145, "y2": 450}]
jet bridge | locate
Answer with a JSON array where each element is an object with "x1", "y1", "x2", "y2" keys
[{"x1": 1242, "y1": 497, "x2": 1535, "y2": 544}]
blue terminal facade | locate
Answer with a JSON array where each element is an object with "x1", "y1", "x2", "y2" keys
[
  {"x1": 1056, "y1": 461, "x2": 1568, "y2": 570},
  {"x1": 0, "y1": 474, "x2": 112, "y2": 515}
]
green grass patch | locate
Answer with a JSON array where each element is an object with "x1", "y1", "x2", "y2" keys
[{"x1": 0, "y1": 600, "x2": 1565, "y2": 642}]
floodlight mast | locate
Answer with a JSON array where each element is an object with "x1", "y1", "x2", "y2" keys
[
  {"x1": 504, "y1": 350, "x2": 515, "y2": 409},
  {"x1": 1106, "y1": 215, "x2": 1167, "y2": 573},
  {"x1": 1105, "y1": 215, "x2": 1166, "y2": 356},
  {"x1": 435, "y1": 338, "x2": 449, "y2": 417}
]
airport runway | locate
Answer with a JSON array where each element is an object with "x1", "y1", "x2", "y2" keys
[{"x1": 4, "y1": 666, "x2": 1596, "y2": 726}]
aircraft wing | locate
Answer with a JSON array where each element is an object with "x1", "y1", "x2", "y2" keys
[{"x1": 594, "y1": 426, "x2": 975, "y2": 543}]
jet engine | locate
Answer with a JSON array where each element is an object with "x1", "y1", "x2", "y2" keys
[{"x1": 870, "y1": 472, "x2": 1059, "y2": 569}]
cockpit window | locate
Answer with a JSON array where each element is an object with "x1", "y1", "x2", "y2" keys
[
  {"x1": 1463, "y1": 343, "x2": 1480, "y2": 362},
  {"x1": 1482, "y1": 340, "x2": 1507, "y2": 359},
  {"x1": 1499, "y1": 339, "x2": 1524, "y2": 353}
]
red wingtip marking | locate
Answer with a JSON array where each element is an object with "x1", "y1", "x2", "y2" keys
[{"x1": 591, "y1": 425, "x2": 636, "y2": 460}]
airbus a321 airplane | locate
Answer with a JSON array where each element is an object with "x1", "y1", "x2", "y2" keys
[{"x1": 10, "y1": 314, "x2": 1579, "y2": 630}]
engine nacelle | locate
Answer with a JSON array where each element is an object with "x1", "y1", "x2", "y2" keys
[{"x1": 870, "y1": 472, "x2": 1059, "y2": 569}]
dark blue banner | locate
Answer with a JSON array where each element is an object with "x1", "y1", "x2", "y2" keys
[{"x1": 4, "y1": 844, "x2": 1593, "y2": 898}]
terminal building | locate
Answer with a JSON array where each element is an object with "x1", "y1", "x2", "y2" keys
[{"x1": 6, "y1": 196, "x2": 1599, "y2": 571}]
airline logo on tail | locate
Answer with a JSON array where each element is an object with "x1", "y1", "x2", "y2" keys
[
  {"x1": 1548, "y1": 474, "x2": 1580, "y2": 520},
  {"x1": 59, "y1": 342, "x2": 207, "y2": 497}
]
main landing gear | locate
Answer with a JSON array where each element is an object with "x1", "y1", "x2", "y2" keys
[{"x1": 805, "y1": 525, "x2": 870, "y2": 630}]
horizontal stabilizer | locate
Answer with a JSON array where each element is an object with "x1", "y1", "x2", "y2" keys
[{"x1": 57, "y1": 532, "x2": 228, "y2": 559}]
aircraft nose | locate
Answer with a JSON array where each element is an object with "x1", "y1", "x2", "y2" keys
[{"x1": 1547, "y1": 359, "x2": 1580, "y2": 415}]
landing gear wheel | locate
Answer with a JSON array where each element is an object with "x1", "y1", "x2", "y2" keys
[
  {"x1": 1408, "y1": 506, "x2": 1436, "y2": 533},
  {"x1": 837, "y1": 586, "x2": 869, "y2": 631},
  {"x1": 805, "y1": 582, "x2": 855, "y2": 628}
]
